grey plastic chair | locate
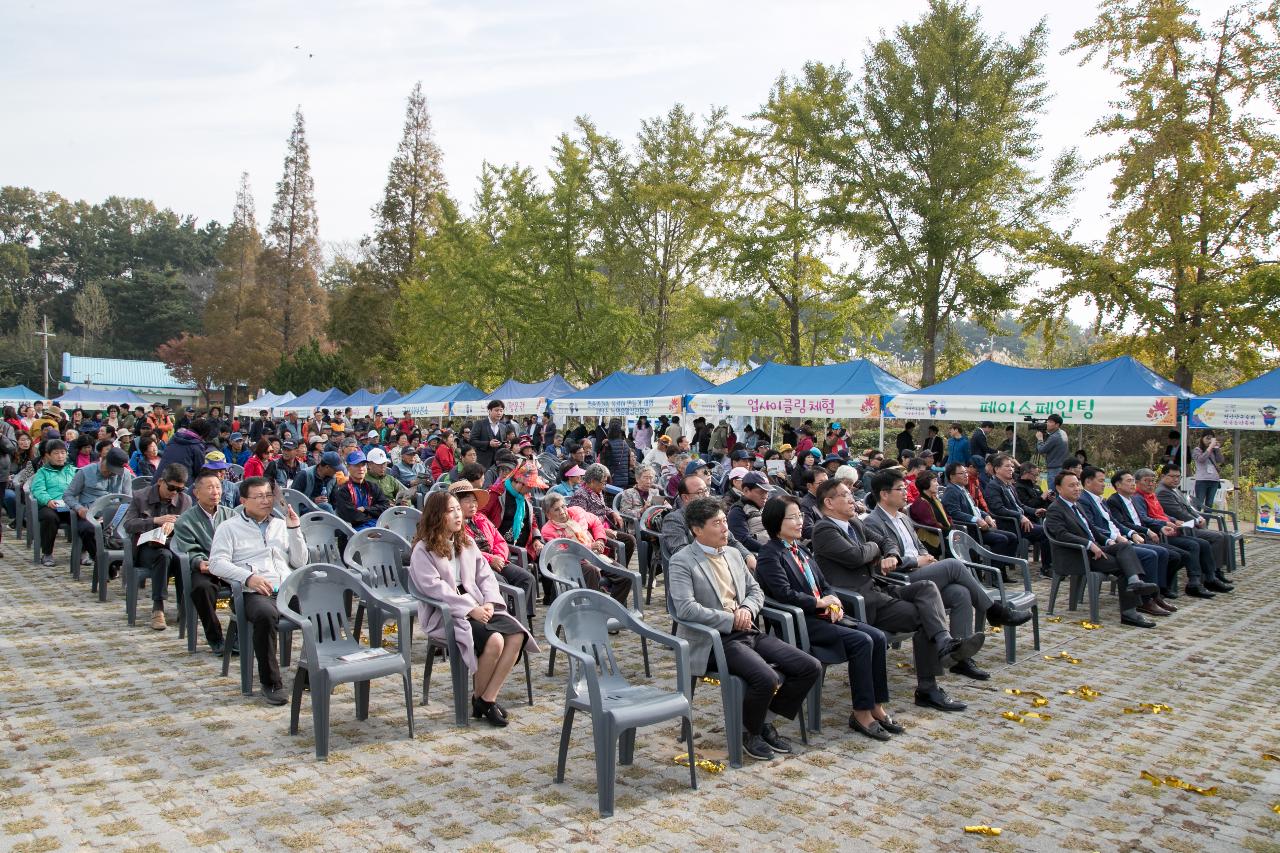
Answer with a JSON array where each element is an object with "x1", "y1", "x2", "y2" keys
[
  {"x1": 401, "y1": 558, "x2": 475, "y2": 725},
  {"x1": 277, "y1": 563, "x2": 415, "y2": 760},
  {"x1": 131, "y1": 476, "x2": 153, "y2": 490},
  {"x1": 225, "y1": 463, "x2": 245, "y2": 483},
  {"x1": 281, "y1": 488, "x2": 320, "y2": 517},
  {"x1": 81, "y1": 493, "x2": 130, "y2": 596},
  {"x1": 662, "y1": 572, "x2": 808, "y2": 767},
  {"x1": 299, "y1": 511, "x2": 354, "y2": 564},
  {"x1": 544, "y1": 588, "x2": 695, "y2": 818},
  {"x1": 540, "y1": 538, "x2": 649, "y2": 678},
  {"x1": 1044, "y1": 530, "x2": 1114, "y2": 623},
  {"x1": 948, "y1": 529, "x2": 1040, "y2": 663},
  {"x1": 1200, "y1": 507, "x2": 1246, "y2": 571},
  {"x1": 375, "y1": 505, "x2": 420, "y2": 543},
  {"x1": 174, "y1": 546, "x2": 231, "y2": 653},
  {"x1": 343, "y1": 527, "x2": 414, "y2": 650},
  {"x1": 27, "y1": 481, "x2": 72, "y2": 566},
  {"x1": 123, "y1": 530, "x2": 174, "y2": 627},
  {"x1": 13, "y1": 478, "x2": 29, "y2": 544},
  {"x1": 636, "y1": 505, "x2": 668, "y2": 604}
]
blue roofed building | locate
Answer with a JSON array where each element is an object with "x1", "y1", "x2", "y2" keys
[{"x1": 61, "y1": 353, "x2": 200, "y2": 409}]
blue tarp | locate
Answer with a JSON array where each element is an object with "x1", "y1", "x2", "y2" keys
[
  {"x1": 330, "y1": 388, "x2": 381, "y2": 410},
  {"x1": 274, "y1": 388, "x2": 330, "y2": 412},
  {"x1": 488, "y1": 375, "x2": 577, "y2": 401},
  {"x1": 0, "y1": 384, "x2": 42, "y2": 403},
  {"x1": 54, "y1": 387, "x2": 149, "y2": 407},
  {"x1": 709, "y1": 360, "x2": 915, "y2": 397},
  {"x1": 1203, "y1": 366, "x2": 1280, "y2": 399}
]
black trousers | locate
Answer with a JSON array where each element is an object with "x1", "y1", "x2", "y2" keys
[
  {"x1": 494, "y1": 559, "x2": 536, "y2": 618},
  {"x1": 806, "y1": 617, "x2": 888, "y2": 711},
  {"x1": 189, "y1": 568, "x2": 226, "y2": 644},
  {"x1": 135, "y1": 545, "x2": 181, "y2": 608},
  {"x1": 579, "y1": 559, "x2": 633, "y2": 607},
  {"x1": 1163, "y1": 534, "x2": 1210, "y2": 584},
  {"x1": 38, "y1": 506, "x2": 69, "y2": 556},
  {"x1": 606, "y1": 530, "x2": 636, "y2": 568},
  {"x1": 980, "y1": 527, "x2": 1019, "y2": 559},
  {"x1": 242, "y1": 591, "x2": 283, "y2": 690},
  {"x1": 868, "y1": 580, "x2": 950, "y2": 681},
  {"x1": 713, "y1": 629, "x2": 821, "y2": 736}
]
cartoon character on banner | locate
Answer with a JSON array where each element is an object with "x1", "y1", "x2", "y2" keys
[{"x1": 1261, "y1": 405, "x2": 1277, "y2": 428}]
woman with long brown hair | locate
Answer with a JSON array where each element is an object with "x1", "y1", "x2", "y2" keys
[{"x1": 407, "y1": 491, "x2": 537, "y2": 726}]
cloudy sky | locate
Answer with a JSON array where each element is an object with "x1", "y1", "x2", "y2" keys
[{"x1": 2, "y1": 0, "x2": 1238, "y2": 256}]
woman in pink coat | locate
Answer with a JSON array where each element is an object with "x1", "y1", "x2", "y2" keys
[{"x1": 408, "y1": 491, "x2": 538, "y2": 726}]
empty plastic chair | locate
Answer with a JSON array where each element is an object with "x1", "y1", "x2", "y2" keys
[
  {"x1": 948, "y1": 529, "x2": 1040, "y2": 663},
  {"x1": 544, "y1": 588, "x2": 695, "y2": 817},
  {"x1": 278, "y1": 563, "x2": 415, "y2": 760},
  {"x1": 281, "y1": 488, "x2": 320, "y2": 518},
  {"x1": 299, "y1": 511, "x2": 354, "y2": 564},
  {"x1": 376, "y1": 505, "x2": 420, "y2": 543},
  {"x1": 344, "y1": 527, "x2": 414, "y2": 650}
]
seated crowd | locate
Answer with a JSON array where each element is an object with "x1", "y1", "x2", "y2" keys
[{"x1": 0, "y1": 399, "x2": 1242, "y2": 760}]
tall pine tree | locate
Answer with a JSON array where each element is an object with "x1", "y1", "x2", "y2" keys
[{"x1": 260, "y1": 107, "x2": 326, "y2": 355}]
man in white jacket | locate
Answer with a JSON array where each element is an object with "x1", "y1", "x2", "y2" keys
[{"x1": 209, "y1": 476, "x2": 306, "y2": 705}]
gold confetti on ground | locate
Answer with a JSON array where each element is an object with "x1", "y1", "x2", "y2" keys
[
  {"x1": 896, "y1": 662, "x2": 913, "y2": 669},
  {"x1": 1064, "y1": 685, "x2": 1101, "y2": 701},
  {"x1": 673, "y1": 754, "x2": 725, "y2": 774},
  {"x1": 1261, "y1": 752, "x2": 1278, "y2": 761},
  {"x1": 1044, "y1": 651, "x2": 1081, "y2": 664},
  {"x1": 1122, "y1": 703, "x2": 1173, "y2": 714},
  {"x1": 1046, "y1": 616, "x2": 1064, "y2": 623},
  {"x1": 1001, "y1": 710, "x2": 1051, "y2": 724},
  {"x1": 1139, "y1": 771, "x2": 1217, "y2": 796},
  {"x1": 963, "y1": 825, "x2": 1002, "y2": 835},
  {"x1": 1077, "y1": 620, "x2": 1103, "y2": 630},
  {"x1": 699, "y1": 676, "x2": 720, "y2": 686}
]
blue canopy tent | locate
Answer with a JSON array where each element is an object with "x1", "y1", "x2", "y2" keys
[
  {"x1": 885, "y1": 356, "x2": 1193, "y2": 463},
  {"x1": 55, "y1": 387, "x2": 149, "y2": 408},
  {"x1": 0, "y1": 384, "x2": 42, "y2": 407},
  {"x1": 274, "y1": 388, "x2": 335, "y2": 416},
  {"x1": 453, "y1": 375, "x2": 578, "y2": 418},
  {"x1": 242, "y1": 390, "x2": 296, "y2": 413},
  {"x1": 1190, "y1": 365, "x2": 1280, "y2": 521},
  {"x1": 549, "y1": 368, "x2": 713, "y2": 418},
  {"x1": 330, "y1": 388, "x2": 401, "y2": 418},
  {"x1": 387, "y1": 383, "x2": 471, "y2": 418}
]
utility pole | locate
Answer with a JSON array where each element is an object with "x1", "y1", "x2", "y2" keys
[{"x1": 34, "y1": 314, "x2": 54, "y2": 398}]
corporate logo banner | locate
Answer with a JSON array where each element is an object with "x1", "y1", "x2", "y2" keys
[
  {"x1": 549, "y1": 396, "x2": 683, "y2": 418},
  {"x1": 686, "y1": 394, "x2": 881, "y2": 419},
  {"x1": 1190, "y1": 398, "x2": 1279, "y2": 430},
  {"x1": 884, "y1": 394, "x2": 1179, "y2": 427},
  {"x1": 451, "y1": 397, "x2": 547, "y2": 418}
]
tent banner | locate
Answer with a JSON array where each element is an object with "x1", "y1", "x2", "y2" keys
[
  {"x1": 453, "y1": 397, "x2": 544, "y2": 418},
  {"x1": 687, "y1": 393, "x2": 881, "y2": 419},
  {"x1": 1255, "y1": 487, "x2": 1280, "y2": 535},
  {"x1": 1190, "y1": 397, "x2": 1280, "y2": 430},
  {"x1": 550, "y1": 395, "x2": 684, "y2": 418},
  {"x1": 399, "y1": 401, "x2": 452, "y2": 418},
  {"x1": 885, "y1": 394, "x2": 1178, "y2": 427}
]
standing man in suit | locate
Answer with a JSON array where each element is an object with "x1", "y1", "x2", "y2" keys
[
  {"x1": 810, "y1": 477, "x2": 983, "y2": 712},
  {"x1": 471, "y1": 400, "x2": 515, "y2": 470},
  {"x1": 969, "y1": 421, "x2": 994, "y2": 462},
  {"x1": 940, "y1": 463, "x2": 1018, "y2": 558},
  {"x1": 1044, "y1": 471, "x2": 1160, "y2": 628},
  {"x1": 921, "y1": 425, "x2": 945, "y2": 460},
  {"x1": 1154, "y1": 465, "x2": 1234, "y2": 584},
  {"x1": 864, "y1": 469, "x2": 1031, "y2": 681},
  {"x1": 1112, "y1": 470, "x2": 1217, "y2": 598},
  {"x1": 1077, "y1": 466, "x2": 1177, "y2": 618},
  {"x1": 667, "y1": 498, "x2": 821, "y2": 761}
]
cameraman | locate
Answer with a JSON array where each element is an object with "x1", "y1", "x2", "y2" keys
[{"x1": 1034, "y1": 414, "x2": 1069, "y2": 483}]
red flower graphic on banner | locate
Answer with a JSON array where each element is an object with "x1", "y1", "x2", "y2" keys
[{"x1": 1146, "y1": 399, "x2": 1171, "y2": 423}]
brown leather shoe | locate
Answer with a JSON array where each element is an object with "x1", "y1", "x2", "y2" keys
[
  {"x1": 1153, "y1": 596, "x2": 1178, "y2": 613},
  {"x1": 150, "y1": 609, "x2": 168, "y2": 631},
  {"x1": 1137, "y1": 601, "x2": 1170, "y2": 618}
]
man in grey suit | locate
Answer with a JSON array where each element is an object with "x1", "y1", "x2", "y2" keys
[
  {"x1": 1153, "y1": 465, "x2": 1233, "y2": 586},
  {"x1": 666, "y1": 498, "x2": 821, "y2": 762},
  {"x1": 660, "y1": 475, "x2": 757, "y2": 570},
  {"x1": 864, "y1": 469, "x2": 1032, "y2": 681},
  {"x1": 809, "y1": 477, "x2": 984, "y2": 712}
]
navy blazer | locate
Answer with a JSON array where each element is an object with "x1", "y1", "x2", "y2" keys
[
  {"x1": 982, "y1": 478, "x2": 1027, "y2": 523},
  {"x1": 1107, "y1": 492, "x2": 1162, "y2": 535},
  {"x1": 941, "y1": 482, "x2": 982, "y2": 525},
  {"x1": 755, "y1": 537, "x2": 830, "y2": 617},
  {"x1": 1077, "y1": 491, "x2": 1123, "y2": 542}
]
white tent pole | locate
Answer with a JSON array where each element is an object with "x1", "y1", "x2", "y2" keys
[
  {"x1": 1180, "y1": 414, "x2": 1188, "y2": 479},
  {"x1": 878, "y1": 411, "x2": 885, "y2": 454}
]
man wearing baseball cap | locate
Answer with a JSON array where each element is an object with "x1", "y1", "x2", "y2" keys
[
  {"x1": 332, "y1": 450, "x2": 389, "y2": 530},
  {"x1": 290, "y1": 450, "x2": 344, "y2": 513},
  {"x1": 264, "y1": 440, "x2": 303, "y2": 489},
  {"x1": 727, "y1": 470, "x2": 772, "y2": 551},
  {"x1": 64, "y1": 446, "x2": 135, "y2": 566},
  {"x1": 364, "y1": 447, "x2": 408, "y2": 505}
]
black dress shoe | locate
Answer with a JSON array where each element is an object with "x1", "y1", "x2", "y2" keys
[
  {"x1": 1127, "y1": 580, "x2": 1159, "y2": 596},
  {"x1": 914, "y1": 687, "x2": 967, "y2": 712},
  {"x1": 1120, "y1": 610, "x2": 1157, "y2": 628},
  {"x1": 938, "y1": 633, "x2": 985, "y2": 668},
  {"x1": 1161, "y1": 586, "x2": 1180, "y2": 600},
  {"x1": 742, "y1": 734, "x2": 775, "y2": 760},
  {"x1": 949, "y1": 658, "x2": 991, "y2": 681},
  {"x1": 1185, "y1": 585, "x2": 1216, "y2": 599},
  {"x1": 474, "y1": 698, "x2": 508, "y2": 727},
  {"x1": 1204, "y1": 578, "x2": 1233, "y2": 593},
  {"x1": 987, "y1": 602, "x2": 1033, "y2": 627},
  {"x1": 472, "y1": 696, "x2": 508, "y2": 720},
  {"x1": 850, "y1": 716, "x2": 892, "y2": 741},
  {"x1": 761, "y1": 722, "x2": 793, "y2": 754},
  {"x1": 208, "y1": 640, "x2": 225, "y2": 657},
  {"x1": 873, "y1": 715, "x2": 906, "y2": 734},
  {"x1": 261, "y1": 686, "x2": 288, "y2": 706}
]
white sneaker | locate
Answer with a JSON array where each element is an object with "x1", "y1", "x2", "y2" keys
[
  {"x1": 81, "y1": 553, "x2": 93, "y2": 566},
  {"x1": 40, "y1": 555, "x2": 56, "y2": 567}
]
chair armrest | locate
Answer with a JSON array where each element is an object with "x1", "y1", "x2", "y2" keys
[
  {"x1": 763, "y1": 597, "x2": 810, "y2": 652},
  {"x1": 673, "y1": 617, "x2": 731, "y2": 679},
  {"x1": 758, "y1": 605, "x2": 797, "y2": 647},
  {"x1": 543, "y1": 632, "x2": 605, "y2": 712},
  {"x1": 496, "y1": 580, "x2": 528, "y2": 626},
  {"x1": 620, "y1": 613, "x2": 692, "y2": 693},
  {"x1": 827, "y1": 585, "x2": 867, "y2": 622},
  {"x1": 959, "y1": 559, "x2": 1005, "y2": 595}
]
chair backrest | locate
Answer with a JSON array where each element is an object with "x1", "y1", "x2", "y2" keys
[
  {"x1": 225, "y1": 463, "x2": 245, "y2": 483},
  {"x1": 277, "y1": 563, "x2": 367, "y2": 648},
  {"x1": 611, "y1": 490, "x2": 626, "y2": 513},
  {"x1": 538, "y1": 537, "x2": 599, "y2": 589},
  {"x1": 536, "y1": 453, "x2": 560, "y2": 485},
  {"x1": 544, "y1": 588, "x2": 633, "y2": 695},
  {"x1": 281, "y1": 487, "x2": 320, "y2": 517},
  {"x1": 299, "y1": 511, "x2": 354, "y2": 564},
  {"x1": 345, "y1": 527, "x2": 411, "y2": 592},
  {"x1": 132, "y1": 476, "x2": 153, "y2": 490},
  {"x1": 638, "y1": 505, "x2": 668, "y2": 537},
  {"x1": 376, "y1": 505, "x2": 420, "y2": 542},
  {"x1": 88, "y1": 492, "x2": 131, "y2": 528}
]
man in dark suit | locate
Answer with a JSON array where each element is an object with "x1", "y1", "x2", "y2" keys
[
  {"x1": 983, "y1": 453, "x2": 1051, "y2": 571},
  {"x1": 810, "y1": 477, "x2": 983, "y2": 712},
  {"x1": 940, "y1": 463, "x2": 1018, "y2": 559},
  {"x1": 921, "y1": 424, "x2": 944, "y2": 459},
  {"x1": 1044, "y1": 471, "x2": 1160, "y2": 628},
  {"x1": 864, "y1": 469, "x2": 1031, "y2": 681},
  {"x1": 969, "y1": 421, "x2": 994, "y2": 461},
  {"x1": 1102, "y1": 470, "x2": 1183, "y2": 600},
  {"x1": 471, "y1": 400, "x2": 515, "y2": 470}
]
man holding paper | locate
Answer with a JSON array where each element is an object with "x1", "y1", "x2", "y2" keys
[{"x1": 122, "y1": 464, "x2": 192, "y2": 632}]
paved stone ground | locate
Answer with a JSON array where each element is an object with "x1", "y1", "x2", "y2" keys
[{"x1": 1, "y1": 528, "x2": 1278, "y2": 853}]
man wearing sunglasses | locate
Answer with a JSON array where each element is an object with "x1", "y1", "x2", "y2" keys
[{"x1": 121, "y1": 463, "x2": 192, "y2": 631}]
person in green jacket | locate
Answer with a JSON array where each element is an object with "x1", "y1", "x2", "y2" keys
[
  {"x1": 171, "y1": 470, "x2": 235, "y2": 654},
  {"x1": 31, "y1": 439, "x2": 75, "y2": 566}
]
